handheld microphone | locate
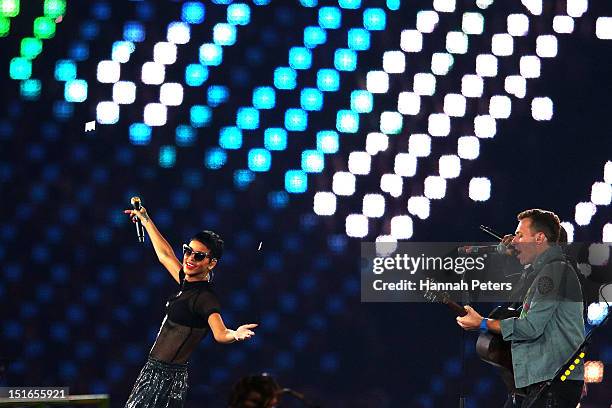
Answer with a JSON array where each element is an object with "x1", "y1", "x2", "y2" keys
[
  {"x1": 131, "y1": 196, "x2": 145, "y2": 243},
  {"x1": 458, "y1": 243, "x2": 513, "y2": 255}
]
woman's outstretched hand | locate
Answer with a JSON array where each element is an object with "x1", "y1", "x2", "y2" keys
[{"x1": 233, "y1": 323, "x2": 258, "y2": 341}]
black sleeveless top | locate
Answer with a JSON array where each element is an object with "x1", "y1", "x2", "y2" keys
[{"x1": 149, "y1": 270, "x2": 221, "y2": 363}]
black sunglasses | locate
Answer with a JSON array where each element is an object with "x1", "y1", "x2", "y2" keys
[{"x1": 182, "y1": 244, "x2": 210, "y2": 262}]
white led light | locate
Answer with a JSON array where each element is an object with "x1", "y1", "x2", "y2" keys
[
  {"x1": 408, "y1": 196, "x2": 430, "y2": 220},
  {"x1": 531, "y1": 97, "x2": 553, "y2": 121},
  {"x1": 424, "y1": 176, "x2": 447, "y2": 200},
  {"x1": 416, "y1": 10, "x2": 439, "y2": 33},
  {"x1": 560, "y1": 221, "x2": 574, "y2": 243},
  {"x1": 413, "y1": 73, "x2": 436, "y2": 96},
  {"x1": 604, "y1": 161, "x2": 612, "y2": 184},
  {"x1": 408, "y1": 133, "x2": 431, "y2": 157},
  {"x1": 575, "y1": 202, "x2": 596, "y2": 226},
  {"x1": 567, "y1": 0, "x2": 588, "y2": 18},
  {"x1": 346, "y1": 214, "x2": 368, "y2": 238},
  {"x1": 348, "y1": 151, "x2": 371, "y2": 175},
  {"x1": 390, "y1": 216, "x2": 413, "y2": 239},
  {"x1": 577, "y1": 262, "x2": 592, "y2": 277},
  {"x1": 476, "y1": 54, "x2": 498, "y2": 77},
  {"x1": 380, "y1": 112, "x2": 403, "y2": 134},
  {"x1": 462, "y1": 12, "x2": 484, "y2": 35},
  {"x1": 461, "y1": 75, "x2": 483, "y2": 98},
  {"x1": 505, "y1": 75, "x2": 526, "y2": 98},
  {"x1": 160, "y1": 83, "x2": 184, "y2": 106},
  {"x1": 112, "y1": 41, "x2": 135, "y2": 63},
  {"x1": 444, "y1": 93, "x2": 466, "y2": 117},
  {"x1": 553, "y1": 16, "x2": 574, "y2": 34},
  {"x1": 400, "y1": 30, "x2": 423, "y2": 52},
  {"x1": 431, "y1": 53, "x2": 454, "y2": 75},
  {"x1": 97, "y1": 60, "x2": 120, "y2": 83},
  {"x1": 596, "y1": 17, "x2": 612, "y2": 40},
  {"x1": 603, "y1": 223, "x2": 612, "y2": 243},
  {"x1": 457, "y1": 136, "x2": 480, "y2": 160},
  {"x1": 381, "y1": 174, "x2": 403, "y2": 197},
  {"x1": 520, "y1": 56, "x2": 541, "y2": 79},
  {"x1": 439, "y1": 155, "x2": 461, "y2": 179},
  {"x1": 383, "y1": 51, "x2": 406, "y2": 73},
  {"x1": 366, "y1": 132, "x2": 389, "y2": 155},
  {"x1": 521, "y1": 0, "x2": 542, "y2": 15},
  {"x1": 313, "y1": 192, "x2": 337, "y2": 216},
  {"x1": 591, "y1": 182, "x2": 612, "y2": 205},
  {"x1": 433, "y1": 0, "x2": 455, "y2": 12},
  {"x1": 363, "y1": 194, "x2": 385, "y2": 218},
  {"x1": 474, "y1": 115, "x2": 496, "y2": 138},
  {"x1": 375, "y1": 236, "x2": 398, "y2": 256},
  {"x1": 536, "y1": 35, "x2": 558, "y2": 58},
  {"x1": 491, "y1": 33, "x2": 514, "y2": 56},
  {"x1": 489, "y1": 95, "x2": 512, "y2": 119},
  {"x1": 398, "y1": 92, "x2": 421, "y2": 115},
  {"x1": 446, "y1": 31, "x2": 468, "y2": 54},
  {"x1": 588, "y1": 243, "x2": 610, "y2": 266},
  {"x1": 394, "y1": 153, "x2": 417, "y2": 177},
  {"x1": 167, "y1": 22, "x2": 190, "y2": 44},
  {"x1": 333, "y1": 172, "x2": 356, "y2": 196},
  {"x1": 469, "y1": 177, "x2": 491, "y2": 201},
  {"x1": 96, "y1": 101, "x2": 120, "y2": 124},
  {"x1": 112, "y1": 81, "x2": 136, "y2": 104},
  {"x1": 144, "y1": 103, "x2": 168, "y2": 126},
  {"x1": 507, "y1": 14, "x2": 529, "y2": 36},
  {"x1": 428, "y1": 113, "x2": 450, "y2": 137},
  {"x1": 153, "y1": 42, "x2": 178, "y2": 65},
  {"x1": 367, "y1": 71, "x2": 389, "y2": 93},
  {"x1": 141, "y1": 62, "x2": 166, "y2": 85}
]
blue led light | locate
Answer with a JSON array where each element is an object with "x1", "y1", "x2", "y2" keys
[
  {"x1": 339, "y1": 0, "x2": 361, "y2": 9},
  {"x1": 300, "y1": 88, "x2": 323, "y2": 111},
  {"x1": 316, "y1": 130, "x2": 339, "y2": 153},
  {"x1": 274, "y1": 67, "x2": 297, "y2": 90},
  {"x1": 129, "y1": 123, "x2": 151, "y2": 145},
  {"x1": 289, "y1": 47, "x2": 312, "y2": 70},
  {"x1": 20, "y1": 79, "x2": 41, "y2": 100},
  {"x1": 213, "y1": 23, "x2": 236, "y2": 46},
  {"x1": 350, "y1": 90, "x2": 373, "y2": 113},
  {"x1": 136, "y1": 2, "x2": 154, "y2": 20},
  {"x1": 285, "y1": 170, "x2": 308, "y2": 193},
  {"x1": 185, "y1": 64, "x2": 208, "y2": 86},
  {"x1": 207, "y1": 85, "x2": 229, "y2": 106},
  {"x1": 301, "y1": 150, "x2": 325, "y2": 173},
  {"x1": 253, "y1": 87, "x2": 275, "y2": 109},
  {"x1": 347, "y1": 28, "x2": 370, "y2": 50},
  {"x1": 253, "y1": 0, "x2": 271, "y2": 4},
  {"x1": 53, "y1": 101, "x2": 73, "y2": 120},
  {"x1": 182, "y1": 2, "x2": 205, "y2": 24},
  {"x1": 123, "y1": 22, "x2": 145, "y2": 42},
  {"x1": 64, "y1": 80, "x2": 87, "y2": 103},
  {"x1": 334, "y1": 48, "x2": 357, "y2": 71},
  {"x1": 199, "y1": 43, "x2": 223, "y2": 66},
  {"x1": 336, "y1": 110, "x2": 359, "y2": 133},
  {"x1": 386, "y1": 0, "x2": 400, "y2": 10},
  {"x1": 190, "y1": 105, "x2": 211, "y2": 127},
  {"x1": 55, "y1": 60, "x2": 76, "y2": 81},
  {"x1": 205, "y1": 147, "x2": 227, "y2": 169},
  {"x1": 284, "y1": 109, "x2": 308, "y2": 131},
  {"x1": 299, "y1": 0, "x2": 318, "y2": 7},
  {"x1": 264, "y1": 128, "x2": 287, "y2": 151},
  {"x1": 227, "y1": 3, "x2": 250, "y2": 25},
  {"x1": 219, "y1": 127, "x2": 242, "y2": 149},
  {"x1": 111, "y1": 41, "x2": 135, "y2": 63},
  {"x1": 304, "y1": 26, "x2": 327, "y2": 48},
  {"x1": 69, "y1": 42, "x2": 89, "y2": 61},
  {"x1": 233, "y1": 170, "x2": 255, "y2": 190},
  {"x1": 81, "y1": 21, "x2": 100, "y2": 40},
  {"x1": 236, "y1": 107, "x2": 260, "y2": 130},
  {"x1": 316, "y1": 69, "x2": 340, "y2": 92},
  {"x1": 159, "y1": 146, "x2": 176, "y2": 168},
  {"x1": 175, "y1": 125, "x2": 196, "y2": 146},
  {"x1": 363, "y1": 8, "x2": 386, "y2": 30},
  {"x1": 319, "y1": 7, "x2": 341, "y2": 29},
  {"x1": 248, "y1": 148, "x2": 272, "y2": 172}
]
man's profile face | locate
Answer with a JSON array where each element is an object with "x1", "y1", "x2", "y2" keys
[{"x1": 511, "y1": 218, "x2": 543, "y2": 265}]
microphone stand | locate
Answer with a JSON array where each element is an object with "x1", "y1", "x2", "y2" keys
[{"x1": 458, "y1": 257, "x2": 471, "y2": 408}]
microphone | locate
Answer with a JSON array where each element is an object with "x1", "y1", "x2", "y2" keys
[
  {"x1": 458, "y1": 243, "x2": 513, "y2": 255},
  {"x1": 131, "y1": 196, "x2": 145, "y2": 243}
]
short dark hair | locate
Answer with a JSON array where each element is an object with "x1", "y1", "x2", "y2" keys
[
  {"x1": 191, "y1": 230, "x2": 224, "y2": 260},
  {"x1": 227, "y1": 374, "x2": 280, "y2": 408},
  {"x1": 517, "y1": 209, "x2": 561, "y2": 243}
]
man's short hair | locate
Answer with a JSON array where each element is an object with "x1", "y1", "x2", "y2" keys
[
  {"x1": 191, "y1": 230, "x2": 224, "y2": 260},
  {"x1": 517, "y1": 209, "x2": 561, "y2": 243}
]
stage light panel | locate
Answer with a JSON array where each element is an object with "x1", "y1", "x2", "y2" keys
[
  {"x1": 285, "y1": 109, "x2": 308, "y2": 131},
  {"x1": 535, "y1": 35, "x2": 557, "y2": 58},
  {"x1": 469, "y1": 177, "x2": 491, "y2": 201},
  {"x1": 313, "y1": 192, "x2": 337, "y2": 216},
  {"x1": 379, "y1": 112, "x2": 402, "y2": 135},
  {"x1": 347, "y1": 28, "x2": 370, "y2": 50},
  {"x1": 400, "y1": 30, "x2": 423, "y2": 52},
  {"x1": 0, "y1": 17, "x2": 9, "y2": 37},
  {"x1": 64, "y1": 80, "x2": 87, "y2": 102},
  {"x1": 219, "y1": 127, "x2": 242, "y2": 149},
  {"x1": 520, "y1": 55, "x2": 540, "y2": 78},
  {"x1": 339, "y1": 0, "x2": 360, "y2": 8},
  {"x1": 366, "y1": 132, "x2": 388, "y2": 155},
  {"x1": 398, "y1": 92, "x2": 421, "y2": 115},
  {"x1": 335, "y1": 49, "x2": 357, "y2": 71},
  {"x1": 367, "y1": 71, "x2": 388, "y2": 93},
  {"x1": 489, "y1": 95, "x2": 512, "y2": 119},
  {"x1": 394, "y1": 153, "x2": 417, "y2": 177},
  {"x1": 129, "y1": 123, "x2": 151, "y2": 145},
  {"x1": 433, "y1": 0, "x2": 455, "y2": 13},
  {"x1": 248, "y1": 148, "x2": 272, "y2": 172},
  {"x1": 413, "y1": 73, "x2": 436, "y2": 96},
  {"x1": 236, "y1": 107, "x2": 260, "y2": 129},
  {"x1": 285, "y1": 170, "x2": 308, "y2": 193},
  {"x1": 381, "y1": 174, "x2": 402, "y2": 197},
  {"x1": 491, "y1": 33, "x2": 513, "y2": 56},
  {"x1": 474, "y1": 115, "x2": 496, "y2": 138},
  {"x1": 112, "y1": 41, "x2": 135, "y2": 63},
  {"x1": 408, "y1": 196, "x2": 430, "y2": 219},
  {"x1": 190, "y1": 105, "x2": 211, "y2": 127},
  {"x1": 382, "y1": 51, "x2": 405, "y2": 73},
  {"x1": 596, "y1": 17, "x2": 612, "y2": 39},
  {"x1": 507, "y1": 14, "x2": 529, "y2": 36},
  {"x1": 1, "y1": 0, "x2": 19, "y2": 17},
  {"x1": 21, "y1": 79, "x2": 41, "y2": 99},
  {"x1": 333, "y1": 172, "x2": 356, "y2": 195},
  {"x1": 34, "y1": 17, "x2": 55, "y2": 39},
  {"x1": 363, "y1": 8, "x2": 386, "y2": 31},
  {"x1": 96, "y1": 101, "x2": 119, "y2": 125},
  {"x1": 319, "y1": 7, "x2": 341, "y2": 29},
  {"x1": 605, "y1": 161, "x2": 612, "y2": 184},
  {"x1": 234, "y1": 169, "x2": 255, "y2": 189},
  {"x1": 301, "y1": 88, "x2": 323, "y2": 111},
  {"x1": 289, "y1": 47, "x2": 312, "y2": 70},
  {"x1": 159, "y1": 146, "x2": 176, "y2": 168},
  {"x1": 390, "y1": 216, "x2": 413, "y2": 239},
  {"x1": 588, "y1": 243, "x2": 609, "y2": 266},
  {"x1": 274, "y1": 67, "x2": 297, "y2": 90},
  {"x1": 560, "y1": 221, "x2": 574, "y2": 242},
  {"x1": 428, "y1": 113, "x2": 450, "y2": 137},
  {"x1": 531, "y1": 97, "x2": 553, "y2": 121},
  {"x1": 53, "y1": 101, "x2": 73, "y2": 119},
  {"x1": 141, "y1": 62, "x2": 165, "y2": 85},
  {"x1": 587, "y1": 303, "x2": 608, "y2": 326},
  {"x1": 20, "y1": 38, "x2": 42, "y2": 59},
  {"x1": 424, "y1": 176, "x2": 446, "y2": 199},
  {"x1": 168, "y1": 22, "x2": 190, "y2": 44},
  {"x1": 351, "y1": 90, "x2": 373, "y2": 113},
  {"x1": 336, "y1": 110, "x2": 359, "y2": 133},
  {"x1": 97, "y1": 60, "x2": 120, "y2": 83},
  {"x1": 603, "y1": 223, "x2": 612, "y2": 243},
  {"x1": 317, "y1": 130, "x2": 339, "y2": 154},
  {"x1": 521, "y1": 0, "x2": 542, "y2": 15},
  {"x1": 439, "y1": 155, "x2": 461, "y2": 179},
  {"x1": 207, "y1": 85, "x2": 229, "y2": 106},
  {"x1": 212, "y1": 23, "x2": 236, "y2": 46},
  {"x1": 416, "y1": 10, "x2": 438, "y2": 33},
  {"x1": 160, "y1": 83, "x2": 183, "y2": 106},
  {"x1": 182, "y1": 2, "x2": 205, "y2": 24},
  {"x1": 253, "y1": 86, "x2": 275, "y2": 109},
  {"x1": 81, "y1": 21, "x2": 99, "y2": 40},
  {"x1": 462, "y1": 12, "x2": 484, "y2": 35},
  {"x1": 264, "y1": 128, "x2": 288, "y2": 151},
  {"x1": 348, "y1": 151, "x2": 371, "y2": 175},
  {"x1": 69, "y1": 42, "x2": 88, "y2": 61},
  {"x1": 476, "y1": 54, "x2": 498, "y2": 77},
  {"x1": 446, "y1": 31, "x2": 468, "y2": 54},
  {"x1": 227, "y1": 3, "x2": 250, "y2": 25},
  {"x1": 505, "y1": 75, "x2": 526, "y2": 98},
  {"x1": 443, "y1": 93, "x2": 466, "y2": 117},
  {"x1": 363, "y1": 194, "x2": 385, "y2": 218},
  {"x1": 124, "y1": 22, "x2": 145, "y2": 42},
  {"x1": 386, "y1": 0, "x2": 400, "y2": 10},
  {"x1": 567, "y1": 0, "x2": 587, "y2": 18},
  {"x1": 408, "y1": 133, "x2": 431, "y2": 157},
  {"x1": 205, "y1": 148, "x2": 227, "y2": 169},
  {"x1": 457, "y1": 136, "x2": 479, "y2": 160},
  {"x1": 112, "y1": 81, "x2": 136, "y2": 104},
  {"x1": 304, "y1": 26, "x2": 326, "y2": 48},
  {"x1": 346, "y1": 214, "x2": 368, "y2": 238},
  {"x1": 144, "y1": 103, "x2": 167, "y2": 126},
  {"x1": 199, "y1": 43, "x2": 222, "y2": 66},
  {"x1": 591, "y1": 182, "x2": 612, "y2": 205},
  {"x1": 185, "y1": 64, "x2": 208, "y2": 86},
  {"x1": 575, "y1": 202, "x2": 596, "y2": 226},
  {"x1": 302, "y1": 150, "x2": 325, "y2": 173},
  {"x1": 317, "y1": 69, "x2": 340, "y2": 92},
  {"x1": 431, "y1": 52, "x2": 454, "y2": 76}
]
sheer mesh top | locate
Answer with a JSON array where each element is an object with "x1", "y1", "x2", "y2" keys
[{"x1": 149, "y1": 270, "x2": 221, "y2": 364}]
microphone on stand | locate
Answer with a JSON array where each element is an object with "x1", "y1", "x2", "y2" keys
[
  {"x1": 131, "y1": 197, "x2": 145, "y2": 243},
  {"x1": 458, "y1": 243, "x2": 514, "y2": 255}
]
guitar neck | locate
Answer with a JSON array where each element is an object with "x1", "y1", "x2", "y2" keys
[{"x1": 445, "y1": 300, "x2": 467, "y2": 317}]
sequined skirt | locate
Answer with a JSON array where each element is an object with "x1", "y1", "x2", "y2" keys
[{"x1": 125, "y1": 357, "x2": 189, "y2": 408}]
